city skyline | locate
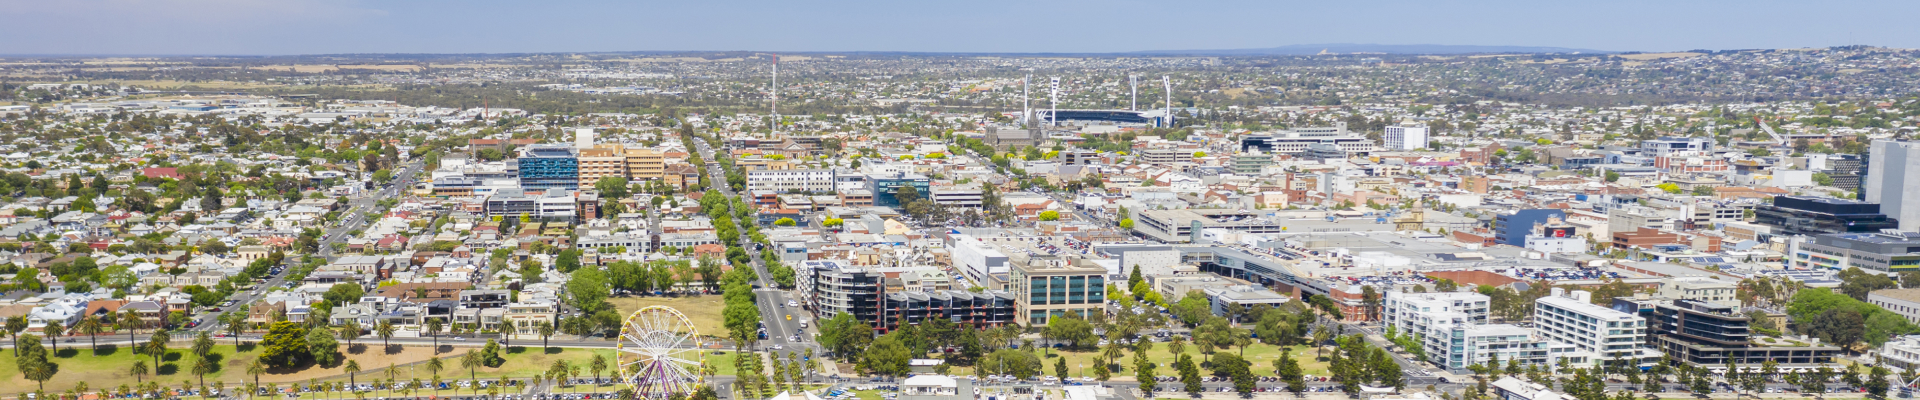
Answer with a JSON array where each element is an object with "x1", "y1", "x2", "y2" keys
[{"x1": 3, "y1": 0, "x2": 1916, "y2": 55}]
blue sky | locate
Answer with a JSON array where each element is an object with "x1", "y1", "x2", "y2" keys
[{"x1": 3, "y1": 0, "x2": 1916, "y2": 55}]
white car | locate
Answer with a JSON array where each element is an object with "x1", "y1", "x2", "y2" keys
[{"x1": 788, "y1": 300, "x2": 799, "y2": 307}]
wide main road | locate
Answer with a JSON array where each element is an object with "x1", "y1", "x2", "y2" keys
[{"x1": 690, "y1": 136, "x2": 811, "y2": 360}]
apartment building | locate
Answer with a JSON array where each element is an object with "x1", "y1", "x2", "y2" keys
[
  {"x1": 1141, "y1": 149, "x2": 1194, "y2": 165},
  {"x1": 1534, "y1": 289, "x2": 1653, "y2": 365},
  {"x1": 746, "y1": 169, "x2": 835, "y2": 193}
]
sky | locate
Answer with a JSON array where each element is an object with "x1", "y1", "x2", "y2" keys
[{"x1": 4, "y1": 0, "x2": 1919, "y2": 55}]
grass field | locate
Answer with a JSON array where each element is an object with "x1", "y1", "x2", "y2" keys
[
  {"x1": 610, "y1": 295, "x2": 727, "y2": 339},
  {"x1": 0, "y1": 341, "x2": 649, "y2": 394},
  {"x1": 951, "y1": 343, "x2": 1333, "y2": 379}
]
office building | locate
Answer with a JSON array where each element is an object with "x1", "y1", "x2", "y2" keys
[
  {"x1": 1787, "y1": 230, "x2": 1920, "y2": 272},
  {"x1": 1752, "y1": 196, "x2": 1900, "y2": 237},
  {"x1": 1141, "y1": 149, "x2": 1194, "y2": 165},
  {"x1": 1533, "y1": 289, "x2": 1654, "y2": 365},
  {"x1": 1239, "y1": 123, "x2": 1377, "y2": 155},
  {"x1": 1383, "y1": 123, "x2": 1429, "y2": 151},
  {"x1": 1654, "y1": 277, "x2": 1738, "y2": 307},
  {"x1": 1867, "y1": 289, "x2": 1920, "y2": 325},
  {"x1": 869, "y1": 172, "x2": 931, "y2": 208},
  {"x1": 517, "y1": 144, "x2": 580, "y2": 192},
  {"x1": 1494, "y1": 209, "x2": 1568, "y2": 247},
  {"x1": 1868, "y1": 140, "x2": 1920, "y2": 231},
  {"x1": 951, "y1": 235, "x2": 1009, "y2": 285},
  {"x1": 1621, "y1": 298, "x2": 1839, "y2": 366},
  {"x1": 1231, "y1": 151, "x2": 1274, "y2": 175},
  {"x1": 1010, "y1": 256, "x2": 1106, "y2": 326},
  {"x1": 745, "y1": 169, "x2": 835, "y2": 193},
  {"x1": 1639, "y1": 137, "x2": 1714, "y2": 158},
  {"x1": 624, "y1": 148, "x2": 665, "y2": 181}
]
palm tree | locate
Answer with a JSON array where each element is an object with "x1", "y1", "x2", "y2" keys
[
  {"x1": 461, "y1": 350, "x2": 484, "y2": 383},
  {"x1": 119, "y1": 310, "x2": 143, "y2": 351},
  {"x1": 247, "y1": 359, "x2": 266, "y2": 392},
  {"x1": 538, "y1": 322, "x2": 555, "y2": 351},
  {"x1": 146, "y1": 330, "x2": 171, "y2": 370},
  {"x1": 590, "y1": 354, "x2": 607, "y2": 387},
  {"x1": 426, "y1": 319, "x2": 444, "y2": 354},
  {"x1": 77, "y1": 315, "x2": 104, "y2": 354},
  {"x1": 131, "y1": 360, "x2": 149, "y2": 383},
  {"x1": 193, "y1": 355, "x2": 217, "y2": 390},
  {"x1": 193, "y1": 331, "x2": 214, "y2": 357},
  {"x1": 426, "y1": 357, "x2": 445, "y2": 395},
  {"x1": 223, "y1": 313, "x2": 246, "y2": 347},
  {"x1": 376, "y1": 320, "x2": 395, "y2": 352},
  {"x1": 343, "y1": 360, "x2": 361, "y2": 390},
  {"x1": 338, "y1": 321, "x2": 361, "y2": 352},
  {"x1": 44, "y1": 319, "x2": 65, "y2": 353}
]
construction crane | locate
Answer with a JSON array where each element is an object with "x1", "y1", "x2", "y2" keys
[{"x1": 1754, "y1": 116, "x2": 1789, "y2": 146}]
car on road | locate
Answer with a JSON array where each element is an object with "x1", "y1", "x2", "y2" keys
[{"x1": 787, "y1": 300, "x2": 798, "y2": 307}]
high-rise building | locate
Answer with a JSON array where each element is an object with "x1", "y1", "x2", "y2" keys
[
  {"x1": 1383, "y1": 122, "x2": 1429, "y2": 151},
  {"x1": 1752, "y1": 195, "x2": 1899, "y2": 236},
  {"x1": 577, "y1": 144, "x2": 626, "y2": 188},
  {"x1": 1867, "y1": 140, "x2": 1920, "y2": 230},
  {"x1": 517, "y1": 144, "x2": 580, "y2": 192}
]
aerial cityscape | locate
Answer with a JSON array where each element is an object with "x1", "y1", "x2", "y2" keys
[{"x1": 7, "y1": 3, "x2": 1920, "y2": 400}]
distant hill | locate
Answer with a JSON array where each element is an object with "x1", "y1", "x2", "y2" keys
[{"x1": 1127, "y1": 43, "x2": 1612, "y2": 56}]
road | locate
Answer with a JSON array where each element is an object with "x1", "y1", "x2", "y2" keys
[
  {"x1": 190, "y1": 161, "x2": 426, "y2": 334},
  {"x1": 690, "y1": 137, "x2": 812, "y2": 361}
]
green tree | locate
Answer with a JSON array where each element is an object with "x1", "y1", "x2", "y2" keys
[
  {"x1": 259, "y1": 321, "x2": 311, "y2": 368},
  {"x1": 307, "y1": 325, "x2": 340, "y2": 366},
  {"x1": 15, "y1": 334, "x2": 55, "y2": 390},
  {"x1": 1276, "y1": 350, "x2": 1305, "y2": 395},
  {"x1": 862, "y1": 332, "x2": 913, "y2": 378},
  {"x1": 1038, "y1": 211, "x2": 1060, "y2": 221}
]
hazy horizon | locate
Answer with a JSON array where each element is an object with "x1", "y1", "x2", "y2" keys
[{"x1": 2, "y1": 0, "x2": 1915, "y2": 55}]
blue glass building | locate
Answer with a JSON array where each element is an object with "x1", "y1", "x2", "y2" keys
[
  {"x1": 1494, "y1": 209, "x2": 1567, "y2": 247},
  {"x1": 517, "y1": 144, "x2": 579, "y2": 192},
  {"x1": 868, "y1": 172, "x2": 931, "y2": 208}
]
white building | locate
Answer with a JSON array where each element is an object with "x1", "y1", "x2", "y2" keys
[
  {"x1": 950, "y1": 235, "x2": 1009, "y2": 284},
  {"x1": 1426, "y1": 323, "x2": 1581, "y2": 373},
  {"x1": 1656, "y1": 277, "x2": 1738, "y2": 307},
  {"x1": 1383, "y1": 290, "x2": 1489, "y2": 338},
  {"x1": 1533, "y1": 289, "x2": 1655, "y2": 365},
  {"x1": 1866, "y1": 140, "x2": 1920, "y2": 230},
  {"x1": 1878, "y1": 335, "x2": 1920, "y2": 372},
  {"x1": 746, "y1": 169, "x2": 835, "y2": 192},
  {"x1": 1524, "y1": 235, "x2": 1587, "y2": 254},
  {"x1": 1490, "y1": 376, "x2": 1568, "y2": 400},
  {"x1": 1383, "y1": 123, "x2": 1429, "y2": 151}
]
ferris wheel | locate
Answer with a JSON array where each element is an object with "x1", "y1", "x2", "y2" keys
[{"x1": 617, "y1": 306, "x2": 707, "y2": 400}]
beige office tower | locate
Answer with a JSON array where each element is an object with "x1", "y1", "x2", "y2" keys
[
  {"x1": 625, "y1": 148, "x2": 665, "y2": 181},
  {"x1": 578, "y1": 144, "x2": 626, "y2": 187}
]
